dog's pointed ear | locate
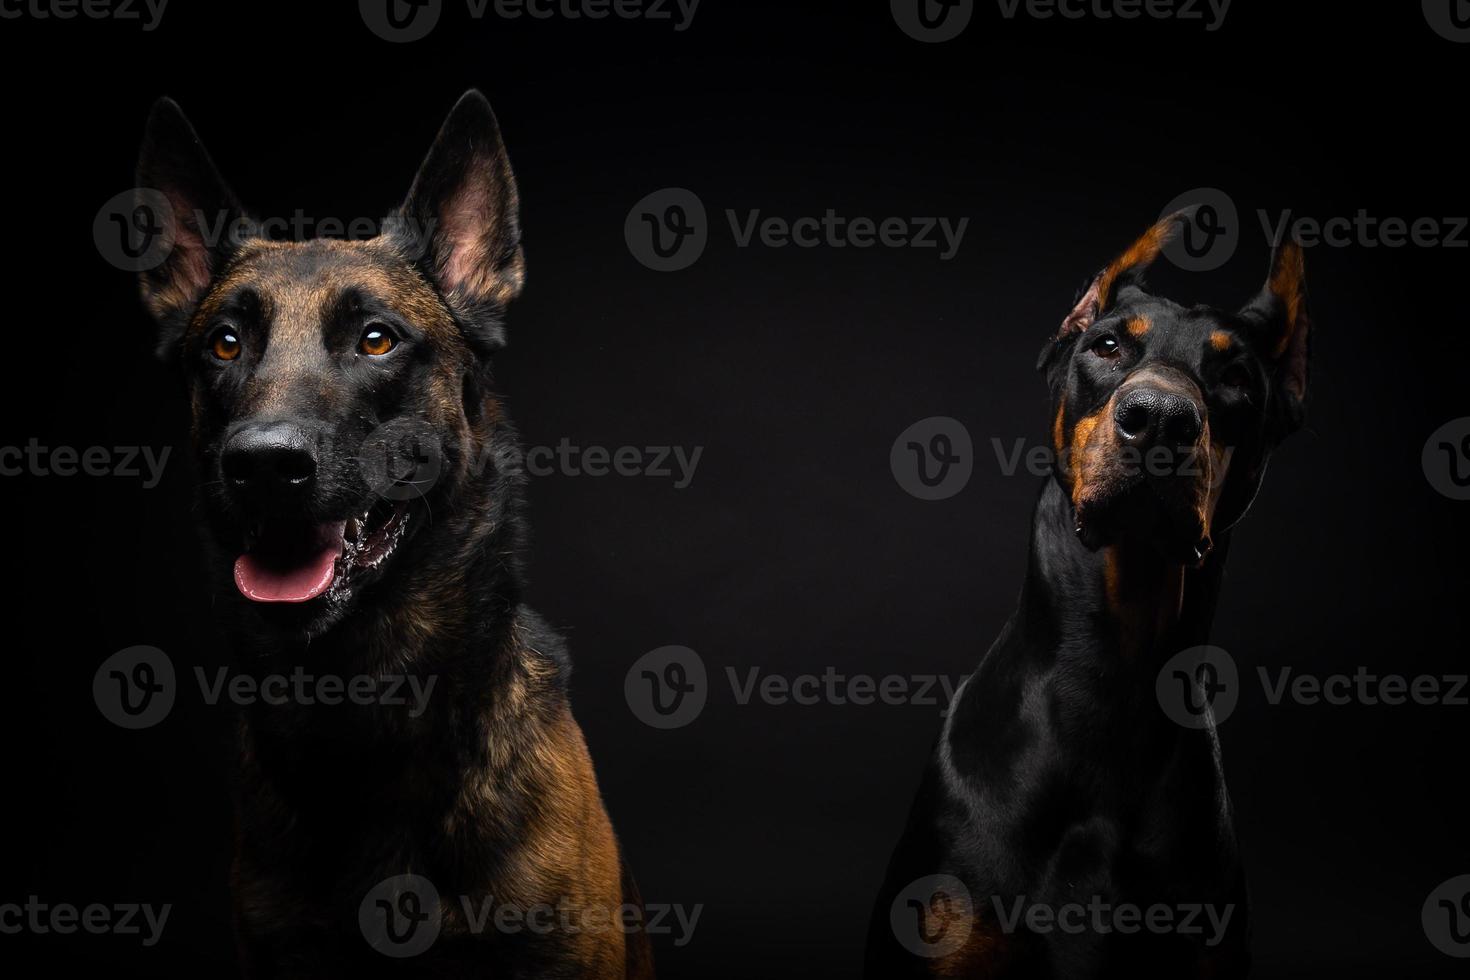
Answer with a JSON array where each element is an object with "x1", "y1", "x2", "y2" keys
[
  {"x1": 392, "y1": 90, "x2": 525, "y2": 354},
  {"x1": 137, "y1": 98, "x2": 253, "y2": 358},
  {"x1": 1239, "y1": 233, "x2": 1311, "y2": 434},
  {"x1": 1037, "y1": 209, "x2": 1194, "y2": 371}
]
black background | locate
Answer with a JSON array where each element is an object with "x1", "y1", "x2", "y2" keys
[{"x1": 2, "y1": 1, "x2": 1468, "y2": 976}]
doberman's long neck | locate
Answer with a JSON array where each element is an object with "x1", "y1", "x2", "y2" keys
[{"x1": 1012, "y1": 479, "x2": 1230, "y2": 679}]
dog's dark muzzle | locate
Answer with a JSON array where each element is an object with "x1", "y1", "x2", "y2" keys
[
  {"x1": 1113, "y1": 383, "x2": 1202, "y2": 454},
  {"x1": 1074, "y1": 366, "x2": 1219, "y2": 561},
  {"x1": 221, "y1": 420, "x2": 321, "y2": 513},
  {"x1": 1107, "y1": 366, "x2": 1208, "y2": 485}
]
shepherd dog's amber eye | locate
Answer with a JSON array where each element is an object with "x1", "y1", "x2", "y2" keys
[
  {"x1": 211, "y1": 330, "x2": 242, "y2": 361},
  {"x1": 359, "y1": 326, "x2": 396, "y2": 356}
]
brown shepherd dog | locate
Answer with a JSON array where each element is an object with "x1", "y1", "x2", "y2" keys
[{"x1": 135, "y1": 90, "x2": 654, "y2": 978}]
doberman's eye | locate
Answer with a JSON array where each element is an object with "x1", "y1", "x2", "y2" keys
[
  {"x1": 1090, "y1": 334, "x2": 1122, "y2": 359},
  {"x1": 1221, "y1": 365, "x2": 1252, "y2": 390},
  {"x1": 210, "y1": 329, "x2": 242, "y2": 362},
  {"x1": 359, "y1": 325, "x2": 397, "y2": 357}
]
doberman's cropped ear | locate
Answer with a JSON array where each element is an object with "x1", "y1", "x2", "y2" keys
[
  {"x1": 1239, "y1": 235, "x2": 1310, "y2": 434},
  {"x1": 136, "y1": 98, "x2": 254, "y2": 359},
  {"x1": 392, "y1": 90, "x2": 525, "y2": 355},
  {"x1": 1037, "y1": 209, "x2": 1194, "y2": 371}
]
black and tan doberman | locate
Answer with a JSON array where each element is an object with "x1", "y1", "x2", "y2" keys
[{"x1": 867, "y1": 212, "x2": 1311, "y2": 978}]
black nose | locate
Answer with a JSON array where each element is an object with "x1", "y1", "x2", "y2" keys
[
  {"x1": 221, "y1": 422, "x2": 318, "y2": 499},
  {"x1": 1113, "y1": 386, "x2": 1202, "y2": 449}
]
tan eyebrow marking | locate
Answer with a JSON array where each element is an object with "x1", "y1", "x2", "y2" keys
[
  {"x1": 1126, "y1": 316, "x2": 1151, "y2": 338},
  {"x1": 1210, "y1": 330, "x2": 1233, "y2": 352}
]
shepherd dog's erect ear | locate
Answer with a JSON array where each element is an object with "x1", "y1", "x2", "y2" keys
[
  {"x1": 391, "y1": 90, "x2": 526, "y2": 355},
  {"x1": 1036, "y1": 209, "x2": 1195, "y2": 371},
  {"x1": 1239, "y1": 233, "x2": 1311, "y2": 437},
  {"x1": 136, "y1": 98, "x2": 253, "y2": 358}
]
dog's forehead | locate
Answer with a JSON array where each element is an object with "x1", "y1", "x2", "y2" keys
[
  {"x1": 1114, "y1": 293, "x2": 1237, "y2": 357},
  {"x1": 197, "y1": 238, "x2": 452, "y2": 330}
]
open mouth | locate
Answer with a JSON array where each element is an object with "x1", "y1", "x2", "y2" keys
[{"x1": 232, "y1": 499, "x2": 411, "y2": 604}]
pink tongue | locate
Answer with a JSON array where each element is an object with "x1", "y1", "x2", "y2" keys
[{"x1": 233, "y1": 525, "x2": 345, "y2": 603}]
